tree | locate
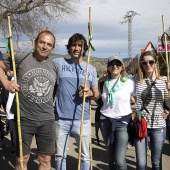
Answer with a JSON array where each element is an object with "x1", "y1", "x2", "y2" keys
[{"x1": 0, "y1": 0, "x2": 80, "y2": 42}]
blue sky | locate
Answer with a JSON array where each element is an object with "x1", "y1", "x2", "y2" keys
[
  {"x1": 0, "y1": 0, "x2": 170, "y2": 59},
  {"x1": 52, "y1": 0, "x2": 170, "y2": 58}
]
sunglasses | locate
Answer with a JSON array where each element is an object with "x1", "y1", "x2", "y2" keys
[
  {"x1": 108, "y1": 61, "x2": 122, "y2": 67},
  {"x1": 141, "y1": 60, "x2": 155, "y2": 66}
]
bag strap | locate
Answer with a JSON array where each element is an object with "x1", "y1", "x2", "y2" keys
[
  {"x1": 138, "y1": 78, "x2": 156, "y2": 120},
  {"x1": 141, "y1": 78, "x2": 156, "y2": 110}
]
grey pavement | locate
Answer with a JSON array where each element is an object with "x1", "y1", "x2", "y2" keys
[{"x1": 0, "y1": 102, "x2": 170, "y2": 170}]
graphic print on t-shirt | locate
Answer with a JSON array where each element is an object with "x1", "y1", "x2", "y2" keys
[
  {"x1": 21, "y1": 68, "x2": 55, "y2": 103},
  {"x1": 61, "y1": 63, "x2": 90, "y2": 78}
]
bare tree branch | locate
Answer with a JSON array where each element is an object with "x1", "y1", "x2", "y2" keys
[{"x1": 0, "y1": 0, "x2": 80, "y2": 43}]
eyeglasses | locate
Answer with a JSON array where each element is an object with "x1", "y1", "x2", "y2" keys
[
  {"x1": 108, "y1": 61, "x2": 122, "y2": 67},
  {"x1": 141, "y1": 60, "x2": 155, "y2": 66}
]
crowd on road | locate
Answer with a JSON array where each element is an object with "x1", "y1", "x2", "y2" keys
[{"x1": 0, "y1": 29, "x2": 170, "y2": 170}]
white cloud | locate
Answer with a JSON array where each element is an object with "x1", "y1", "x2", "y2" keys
[{"x1": 54, "y1": 0, "x2": 170, "y2": 58}]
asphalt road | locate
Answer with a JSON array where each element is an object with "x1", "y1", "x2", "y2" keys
[{"x1": 0, "y1": 102, "x2": 170, "y2": 170}]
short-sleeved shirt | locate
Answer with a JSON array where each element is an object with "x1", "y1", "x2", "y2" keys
[
  {"x1": 3, "y1": 53, "x2": 58, "y2": 121},
  {"x1": 100, "y1": 78, "x2": 135, "y2": 118},
  {"x1": 53, "y1": 58, "x2": 98, "y2": 120}
]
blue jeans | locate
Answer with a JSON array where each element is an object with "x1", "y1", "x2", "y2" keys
[
  {"x1": 100, "y1": 118, "x2": 129, "y2": 170},
  {"x1": 135, "y1": 127, "x2": 166, "y2": 170},
  {"x1": 55, "y1": 119, "x2": 91, "y2": 170}
]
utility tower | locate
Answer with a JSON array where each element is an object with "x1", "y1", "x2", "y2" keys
[{"x1": 121, "y1": 11, "x2": 140, "y2": 59}]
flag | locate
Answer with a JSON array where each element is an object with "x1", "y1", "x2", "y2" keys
[{"x1": 6, "y1": 37, "x2": 11, "y2": 56}]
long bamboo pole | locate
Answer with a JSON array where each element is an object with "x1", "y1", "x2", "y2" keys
[
  {"x1": 89, "y1": 100, "x2": 93, "y2": 170},
  {"x1": 162, "y1": 15, "x2": 169, "y2": 81},
  {"x1": 7, "y1": 16, "x2": 24, "y2": 170},
  {"x1": 162, "y1": 15, "x2": 170, "y2": 113},
  {"x1": 78, "y1": 7, "x2": 93, "y2": 170},
  {"x1": 159, "y1": 52, "x2": 167, "y2": 65}
]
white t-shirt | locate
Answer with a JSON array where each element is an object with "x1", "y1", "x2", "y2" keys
[{"x1": 100, "y1": 78, "x2": 135, "y2": 119}]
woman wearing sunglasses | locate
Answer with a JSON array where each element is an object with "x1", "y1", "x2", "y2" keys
[
  {"x1": 135, "y1": 50, "x2": 169, "y2": 170},
  {"x1": 99, "y1": 55, "x2": 135, "y2": 170}
]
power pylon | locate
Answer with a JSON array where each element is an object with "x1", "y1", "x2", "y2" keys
[{"x1": 121, "y1": 11, "x2": 140, "y2": 59}]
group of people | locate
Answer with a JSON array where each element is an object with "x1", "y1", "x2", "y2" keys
[
  {"x1": 0, "y1": 29, "x2": 169, "y2": 170},
  {"x1": 98, "y1": 51, "x2": 169, "y2": 170},
  {"x1": 0, "y1": 30, "x2": 99, "y2": 170}
]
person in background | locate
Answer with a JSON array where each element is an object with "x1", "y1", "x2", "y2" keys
[
  {"x1": 0, "y1": 70, "x2": 13, "y2": 151},
  {"x1": 0, "y1": 30, "x2": 58, "y2": 170},
  {"x1": 5, "y1": 70, "x2": 15, "y2": 156},
  {"x1": 100, "y1": 55, "x2": 135, "y2": 170},
  {"x1": 135, "y1": 50, "x2": 169, "y2": 170},
  {"x1": 53, "y1": 33, "x2": 99, "y2": 170}
]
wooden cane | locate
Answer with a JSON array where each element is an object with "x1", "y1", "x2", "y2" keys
[
  {"x1": 78, "y1": 7, "x2": 93, "y2": 170},
  {"x1": 7, "y1": 16, "x2": 24, "y2": 170}
]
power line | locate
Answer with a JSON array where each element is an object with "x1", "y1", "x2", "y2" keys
[{"x1": 120, "y1": 10, "x2": 140, "y2": 59}]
